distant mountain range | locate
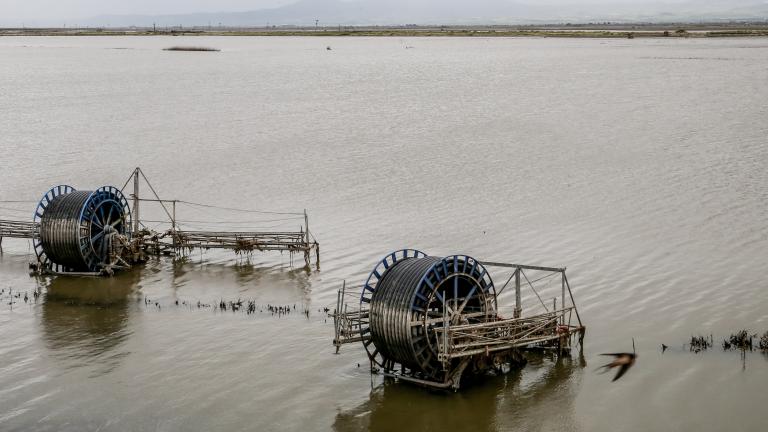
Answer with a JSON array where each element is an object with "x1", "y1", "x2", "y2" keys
[{"x1": 15, "y1": 0, "x2": 768, "y2": 27}]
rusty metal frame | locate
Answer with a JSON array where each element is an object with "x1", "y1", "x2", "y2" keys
[{"x1": 332, "y1": 256, "x2": 586, "y2": 390}]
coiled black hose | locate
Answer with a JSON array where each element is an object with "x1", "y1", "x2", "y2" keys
[{"x1": 39, "y1": 191, "x2": 93, "y2": 270}]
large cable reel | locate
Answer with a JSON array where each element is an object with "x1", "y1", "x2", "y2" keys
[
  {"x1": 359, "y1": 249, "x2": 497, "y2": 380},
  {"x1": 33, "y1": 185, "x2": 132, "y2": 273}
]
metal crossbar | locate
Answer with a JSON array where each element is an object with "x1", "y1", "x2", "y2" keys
[
  {"x1": 435, "y1": 307, "x2": 579, "y2": 360},
  {"x1": 0, "y1": 219, "x2": 38, "y2": 239},
  {"x1": 173, "y1": 230, "x2": 310, "y2": 251}
]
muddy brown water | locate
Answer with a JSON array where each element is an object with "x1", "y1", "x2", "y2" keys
[{"x1": 1, "y1": 36, "x2": 767, "y2": 431}]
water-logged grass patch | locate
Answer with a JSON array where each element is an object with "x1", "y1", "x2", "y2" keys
[
  {"x1": 689, "y1": 335, "x2": 712, "y2": 352},
  {"x1": 759, "y1": 331, "x2": 768, "y2": 352},
  {"x1": 723, "y1": 329, "x2": 754, "y2": 351},
  {"x1": 674, "y1": 330, "x2": 768, "y2": 354}
]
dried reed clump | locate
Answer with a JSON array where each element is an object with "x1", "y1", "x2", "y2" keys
[
  {"x1": 723, "y1": 329, "x2": 754, "y2": 351},
  {"x1": 689, "y1": 335, "x2": 712, "y2": 353},
  {"x1": 145, "y1": 295, "x2": 310, "y2": 318},
  {"x1": 163, "y1": 46, "x2": 220, "y2": 52},
  {"x1": 759, "y1": 331, "x2": 768, "y2": 352},
  {"x1": 234, "y1": 239, "x2": 264, "y2": 254}
]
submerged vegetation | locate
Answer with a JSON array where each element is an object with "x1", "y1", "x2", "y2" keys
[
  {"x1": 723, "y1": 330, "x2": 753, "y2": 351},
  {"x1": 673, "y1": 330, "x2": 768, "y2": 354},
  {"x1": 1, "y1": 287, "x2": 329, "y2": 320},
  {"x1": 760, "y1": 331, "x2": 768, "y2": 352},
  {"x1": 718, "y1": 329, "x2": 768, "y2": 353},
  {"x1": 689, "y1": 335, "x2": 712, "y2": 353}
]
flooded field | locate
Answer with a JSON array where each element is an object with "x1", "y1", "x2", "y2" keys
[{"x1": 1, "y1": 36, "x2": 767, "y2": 431}]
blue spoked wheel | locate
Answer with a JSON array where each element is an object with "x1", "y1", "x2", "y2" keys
[
  {"x1": 79, "y1": 186, "x2": 132, "y2": 271},
  {"x1": 360, "y1": 248, "x2": 427, "y2": 304},
  {"x1": 415, "y1": 255, "x2": 496, "y2": 377},
  {"x1": 33, "y1": 185, "x2": 75, "y2": 273},
  {"x1": 359, "y1": 249, "x2": 427, "y2": 371}
]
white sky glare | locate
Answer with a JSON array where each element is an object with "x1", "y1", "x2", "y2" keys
[
  {"x1": 5, "y1": 1, "x2": 285, "y2": 21},
  {"x1": 0, "y1": 1, "x2": 293, "y2": 21},
  {"x1": 0, "y1": 0, "x2": 762, "y2": 24}
]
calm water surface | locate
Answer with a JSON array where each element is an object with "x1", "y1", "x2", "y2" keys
[{"x1": 1, "y1": 36, "x2": 767, "y2": 431}]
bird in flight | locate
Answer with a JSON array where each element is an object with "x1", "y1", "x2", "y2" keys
[{"x1": 598, "y1": 338, "x2": 637, "y2": 382}]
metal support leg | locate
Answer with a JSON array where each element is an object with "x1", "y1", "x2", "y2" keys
[{"x1": 514, "y1": 268, "x2": 521, "y2": 318}]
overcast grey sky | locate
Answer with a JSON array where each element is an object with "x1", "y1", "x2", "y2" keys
[
  {"x1": 0, "y1": 0, "x2": 763, "y2": 23},
  {"x1": 0, "y1": 0, "x2": 703, "y2": 21},
  {"x1": 0, "y1": 1, "x2": 283, "y2": 21}
]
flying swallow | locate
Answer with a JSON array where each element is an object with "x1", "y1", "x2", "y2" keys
[{"x1": 598, "y1": 338, "x2": 637, "y2": 382}]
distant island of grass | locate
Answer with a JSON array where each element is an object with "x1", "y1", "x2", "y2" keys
[
  {"x1": 163, "y1": 46, "x2": 220, "y2": 51},
  {"x1": 2, "y1": 23, "x2": 768, "y2": 38}
]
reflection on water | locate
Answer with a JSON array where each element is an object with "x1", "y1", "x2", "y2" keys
[
  {"x1": 171, "y1": 258, "x2": 187, "y2": 291},
  {"x1": 334, "y1": 352, "x2": 584, "y2": 432},
  {"x1": 495, "y1": 353, "x2": 585, "y2": 432},
  {"x1": 169, "y1": 258, "x2": 314, "y2": 302},
  {"x1": 38, "y1": 269, "x2": 140, "y2": 374}
]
